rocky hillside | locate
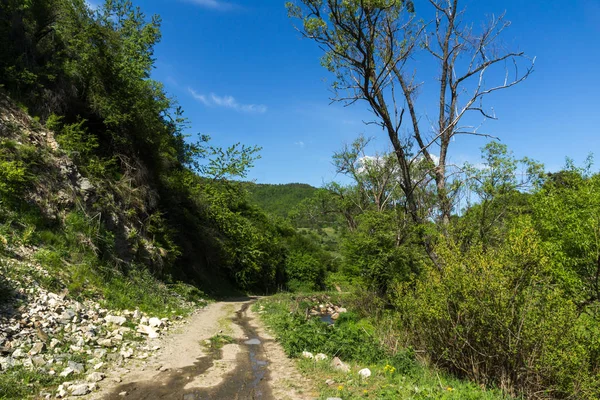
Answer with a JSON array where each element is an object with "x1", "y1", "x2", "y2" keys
[
  {"x1": 0, "y1": 258, "x2": 195, "y2": 398},
  {"x1": 0, "y1": 93, "x2": 205, "y2": 398}
]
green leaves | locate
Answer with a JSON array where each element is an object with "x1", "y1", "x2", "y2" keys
[{"x1": 0, "y1": 160, "x2": 26, "y2": 199}]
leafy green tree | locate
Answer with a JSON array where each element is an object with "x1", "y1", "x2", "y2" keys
[
  {"x1": 457, "y1": 142, "x2": 544, "y2": 249},
  {"x1": 342, "y1": 210, "x2": 422, "y2": 294},
  {"x1": 394, "y1": 219, "x2": 600, "y2": 398},
  {"x1": 530, "y1": 157, "x2": 600, "y2": 305}
]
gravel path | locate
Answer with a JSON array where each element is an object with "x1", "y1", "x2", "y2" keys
[{"x1": 90, "y1": 298, "x2": 316, "y2": 400}]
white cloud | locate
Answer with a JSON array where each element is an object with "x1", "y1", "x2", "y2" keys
[
  {"x1": 182, "y1": 0, "x2": 236, "y2": 11},
  {"x1": 188, "y1": 88, "x2": 210, "y2": 105},
  {"x1": 188, "y1": 88, "x2": 267, "y2": 113},
  {"x1": 294, "y1": 141, "x2": 305, "y2": 148},
  {"x1": 357, "y1": 155, "x2": 389, "y2": 174}
]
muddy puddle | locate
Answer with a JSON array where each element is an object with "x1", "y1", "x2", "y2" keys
[{"x1": 103, "y1": 302, "x2": 274, "y2": 400}]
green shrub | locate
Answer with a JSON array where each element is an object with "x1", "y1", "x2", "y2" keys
[
  {"x1": 341, "y1": 211, "x2": 423, "y2": 295},
  {"x1": 169, "y1": 281, "x2": 207, "y2": 303},
  {"x1": 285, "y1": 251, "x2": 324, "y2": 291},
  {"x1": 394, "y1": 219, "x2": 600, "y2": 399},
  {"x1": 259, "y1": 297, "x2": 387, "y2": 364},
  {"x1": 0, "y1": 159, "x2": 26, "y2": 200},
  {"x1": 103, "y1": 267, "x2": 197, "y2": 316}
]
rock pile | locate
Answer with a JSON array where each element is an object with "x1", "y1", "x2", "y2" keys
[
  {"x1": 308, "y1": 301, "x2": 347, "y2": 321},
  {"x1": 0, "y1": 260, "x2": 180, "y2": 397}
]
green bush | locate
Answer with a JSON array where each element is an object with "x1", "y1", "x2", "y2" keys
[
  {"x1": 102, "y1": 267, "x2": 198, "y2": 316},
  {"x1": 342, "y1": 211, "x2": 423, "y2": 295},
  {"x1": 259, "y1": 297, "x2": 387, "y2": 364},
  {"x1": 285, "y1": 251, "x2": 324, "y2": 291},
  {"x1": 394, "y1": 219, "x2": 600, "y2": 399},
  {"x1": 0, "y1": 159, "x2": 26, "y2": 200}
]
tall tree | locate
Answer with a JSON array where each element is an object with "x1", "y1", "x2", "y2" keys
[{"x1": 286, "y1": 0, "x2": 534, "y2": 230}]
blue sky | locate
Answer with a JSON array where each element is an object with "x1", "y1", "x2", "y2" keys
[{"x1": 129, "y1": 0, "x2": 599, "y2": 187}]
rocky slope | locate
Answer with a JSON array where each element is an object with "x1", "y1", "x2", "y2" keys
[
  {"x1": 0, "y1": 93, "x2": 206, "y2": 398},
  {"x1": 0, "y1": 257, "x2": 197, "y2": 398}
]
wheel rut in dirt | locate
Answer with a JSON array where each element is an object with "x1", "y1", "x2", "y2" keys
[{"x1": 103, "y1": 301, "x2": 275, "y2": 400}]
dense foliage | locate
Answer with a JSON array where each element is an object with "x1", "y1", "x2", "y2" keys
[
  {"x1": 244, "y1": 182, "x2": 318, "y2": 219},
  {"x1": 0, "y1": 0, "x2": 328, "y2": 298},
  {"x1": 292, "y1": 142, "x2": 600, "y2": 398},
  {"x1": 257, "y1": 294, "x2": 509, "y2": 399}
]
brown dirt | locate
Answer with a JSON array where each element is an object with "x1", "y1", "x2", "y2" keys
[{"x1": 89, "y1": 298, "x2": 317, "y2": 400}]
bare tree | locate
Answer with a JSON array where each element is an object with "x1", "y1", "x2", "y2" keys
[
  {"x1": 410, "y1": 0, "x2": 535, "y2": 226},
  {"x1": 286, "y1": 0, "x2": 534, "y2": 231}
]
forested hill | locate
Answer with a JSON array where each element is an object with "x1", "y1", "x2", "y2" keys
[{"x1": 243, "y1": 182, "x2": 317, "y2": 218}]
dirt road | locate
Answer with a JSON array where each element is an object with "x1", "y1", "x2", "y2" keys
[{"x1": 90, "y1": 298, "x2": 315, "y2": 400}]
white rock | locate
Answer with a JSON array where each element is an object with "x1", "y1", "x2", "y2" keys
[
  {"x1": 69, "y1": 383, "x2": 90, "y2": 396},
  {"x1": 56, "y1": 385, "x2": 68, "y2": 398},
  {"x1": 315, "y1": 353, "x2": 328, "y2": 361},
  {"x1": 105, "y1": 315, "x2": 126, "y2": 326},
  {"x1": 93, "y1": 349, "x2": 107, "y2": 359},
  {"x1": 118, "y1": 391, "x2": 128, "y2": 396},
  {"x1": 59, "y1": 367, "x2": 74, "y2": 377},
  {"x1": 358, "y1": 368, "x2": 372, "y2": 378},
  {"x1": 301, "y1": 351, "x2": 314, "y2": 359},
  {"x1": 120, "y1": 348, "x2": 133, "y2": 359},
  {"x1": 93, "y1": 362, "x2": 104, "y2": 370},
  {"x1": 97, "y1": 338, "x2": 112, "y2": 347},
  {"x1": 136, "y1": 325, "x2": 159, "y2": 339},
  {"x1": 68, "y1": 361, "x2": 85, "y2": 373},
  {"x1": 331, "y1": 357, "x2": 350, "y2": 373},
  {"x1": 86, "y1": 372, "x2": 105, "y2": 382},
  {"x1": 11, "y1": 348, "x2": 25, "y2": 358},
  {"x1": 0, "y1": 356, "x2": 15, "y2": 370},
  {"x1": 148, "y1": 317, "x2": 163, "y2": 328},
  {"x1": 22, "y1": 357, "x2": 33, "y2": 369},
  {"x1": 50, "y1": 338, "x2": 61, "y2": 349},
  {"x1": 32, "y1": 355, "x2": 46, "y2": 367},
  {"x1": 29, "y1": 342, "x2": 45, "y2": 355}
]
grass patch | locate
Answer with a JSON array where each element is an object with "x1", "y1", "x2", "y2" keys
[
  {"x1": 256, "y1": 293, "x2": 511, "y2": 400},
  {"x1": 0, "y1": 366, "x2": 66, "y2": 400},
  {"x1": 297, "y1": 357, "x2": 510, "y2": 399},
  {"x1": 204, "y1": 334, "x2": 235, "y2": 350}
]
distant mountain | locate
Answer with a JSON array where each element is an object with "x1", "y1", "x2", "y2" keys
[{"x1": 243, "y1": 182, "x2": 318, "y2": 218}]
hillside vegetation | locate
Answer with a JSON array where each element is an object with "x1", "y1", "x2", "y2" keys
[
  {"x1": 0, "y1": 0, "x2": 335, "y2": 297},
  {"x1": 244, "y1": 182, "x2": 317, "y2": 219}
]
